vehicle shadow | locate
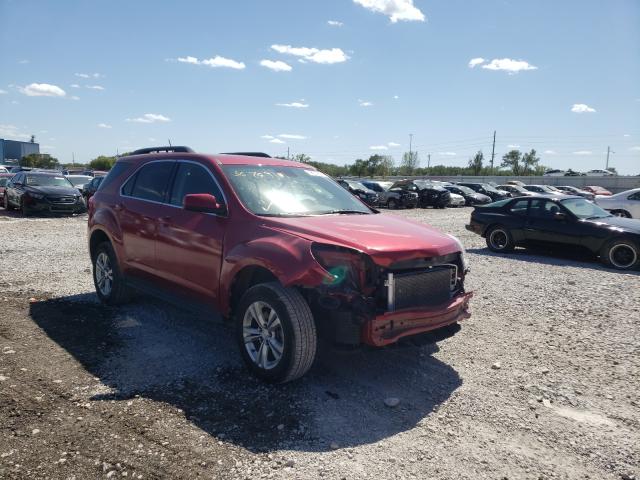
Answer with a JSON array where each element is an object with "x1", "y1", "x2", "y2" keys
[
  {"x1": 467, "y1": 246, "x2": 640, "y2": 275},
  {"x1": 29, "y1": 293, "x2": 461, "y2": 453}
]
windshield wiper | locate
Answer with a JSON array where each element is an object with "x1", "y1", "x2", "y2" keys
[{"x1": 318, "y1": 209, "x2": 370, "y2": 215}]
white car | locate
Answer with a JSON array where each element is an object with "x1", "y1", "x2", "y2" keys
[
  {"x1": 543, "y1": 169, "x2": 566, "y2": 177},
  {"x1": 586, "y1": 169, "x2": 615, "y2": 176},
  {"x1": 0, "y1": 166, "x2": 8, "y2": 173},
  {"x1": 447, "y1": 192, "x2": 466, "y2": 207},
  {"x1": 595, "y1": 188, "x2": 640, "y2": 218}
]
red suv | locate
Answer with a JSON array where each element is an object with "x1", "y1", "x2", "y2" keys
[{"x1": 88, "y1": 147, "x2": 472, "y2": 382}]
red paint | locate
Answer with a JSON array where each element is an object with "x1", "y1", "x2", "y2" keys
[{"x1": 89, "y1": 152, "x2": 471, "y2": 346}]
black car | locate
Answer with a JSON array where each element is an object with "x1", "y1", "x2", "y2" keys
[
  {"x1": 81, "y1": 176, "x2": 104, "y2": 202},
  {"x1": 555, "y1": 185, "x2": 595, "y2": 200},
  {"x1": 390, "y1": 179, "x2": 451, "y2": 208},
  {"x1": 3, "y1": 171, "x2": 87, "y2": 216},
  {"x1": 466, "y1": 195, "x2": 640, "y2": 270},
  {"x1": 443, "y1": 184, "x2": 492, "y2": 206},
  {"x1": 457, "y1": 182, "x2": 509, "y2": 202},
  {"x1": 361, "y1": 180, "x2": 418, "y2": 209},
  {"x1": 337, "y1": 179, "x2": 379, "y2": 206}
]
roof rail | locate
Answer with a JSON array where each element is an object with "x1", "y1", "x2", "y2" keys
[
  {"x1": 131, "y1": 146, "x2": 194, "y2": 155},
  {"x1": 220, "y1": 152, "x2": 272, "y2": 158}
]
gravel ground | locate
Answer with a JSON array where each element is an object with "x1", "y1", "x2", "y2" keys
[{"x1": 1, "y1": 207, "x2": 639, "y2": 480}]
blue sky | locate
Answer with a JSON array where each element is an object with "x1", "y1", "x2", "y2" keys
[{"x1": 1, "y1": 0, "x2": 639, "y2": 173}]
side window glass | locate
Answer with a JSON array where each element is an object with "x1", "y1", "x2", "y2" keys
[
  {"x1": 628, "y1": 192, "x2": 640, "y2": 201},
  {"x1": 531, "y1": 200, "x2": 559, "y2": 218},
  {"x1": 169, "y1": 163, "x2": 224, "y2": 206},
  {"x1": 508, "y1": 199, "x2": 529, "y2": 217},
  {"x1": 121, "y1": 173, "x2": 137, "y2": 196},
  {"x1": 129, "y1": 162, "x2": 174, "y2": 202}
]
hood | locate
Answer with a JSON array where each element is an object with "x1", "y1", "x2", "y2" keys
[
  {"x1": 264, "y1": 213, "x2": 462, "y2": 267},
  {"x1": 474, "y1": 193, "x2": 492, "y2": 201},
  {"x1": 27, "y1": 185, "x2": 79, "y2": 196},
  {"x1": 584, "y1": 216, "x2": 640, "y2": 234}
]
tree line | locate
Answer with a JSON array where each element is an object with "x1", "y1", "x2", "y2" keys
[{"x1": 18, "y1": 149, "x2": 547, "y2": 178}]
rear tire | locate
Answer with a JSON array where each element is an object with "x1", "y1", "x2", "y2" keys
[
  {"x1": 387, "y1": 198, "x2": 399, "y2": 210},
  {"x1": 610, "y1": 210, "x2": 631, "y2": 218},
  {"x1": 601, "y1": 239, "x2": 639, "y2": 270},
  {"x1": 486, "y1": 225, "x2": 515, "y2": 253},
  {"x1": 236, "y1": 282, "x2": 317, "y2": 383},
  {"x1": 92, "y1": 241, "x2": 134, "y2": 305}
]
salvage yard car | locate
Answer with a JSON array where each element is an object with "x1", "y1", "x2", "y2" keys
[
  {"x1": 466, "y1": 195, "x2": 640, "y2": 270},
  {"x1": 595, "y1": 188, "x2": 640, "y2": 218},
  {"x1": 360, "y1": 180, "x2": 418, "y2": 209},
  {"x1": 443, "y1": 184, "x2": 491, "y2": 206},
  {"x1": 337, "y1": 179, "x2": 379, "y2": 206},
  {"x1": 389, "y1": 179, "x2": 451, "y2": 209},
  {"x1": 456, "y1": 182, "x2": 509, "y2": 202},
  {"x1": 88, "y1": 147, "x2": 472, "y2": 383},
  {"x1": 3, "y1": 170, "x2": 87, "y2": 216}
]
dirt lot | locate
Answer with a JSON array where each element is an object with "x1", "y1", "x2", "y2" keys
[{"x1": 1, "y1": 207, "x2": 639, "y2": 480}]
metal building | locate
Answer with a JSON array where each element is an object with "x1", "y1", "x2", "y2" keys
[{"x1": 0, "y1": 138, "x2": 40, "y2": 165}]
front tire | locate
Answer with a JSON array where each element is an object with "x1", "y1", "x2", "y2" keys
[
  {"x1": 601, "y1": 239, "x2": 639, "y2": 270},
  {"x1": 236, "y1": 282, "x2": 317, "y2": 383},
  {"x1": 387, "y1": 198, "x2": 399, "y2": 210},
  {"x1": 92, "y1": 242, "x2": 134, "y2": 305},
  {"x1": 486, "y1": 225, "x2": 515, "y2": 252},
  {"x1": 20, "y1": 199, "x2": 30, "y2": 217}
]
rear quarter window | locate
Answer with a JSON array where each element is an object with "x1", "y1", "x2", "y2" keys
[{"x1": 98, "y1": 162, "x2": 133, "y2": 192}]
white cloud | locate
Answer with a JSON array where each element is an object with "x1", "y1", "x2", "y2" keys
[
  {"x1": 260, "y1": 59, "x2": 292, "y2": 72},
  {"x1": 70, "y1": 84, "x2": 80, "y2": 88},
  {"x1": 271, "y1": 44, "x2": 349, "y2": 64},
  {"x1": 18, "y1": 59, "x2": 29, "y2": 64},
  {"x1": 353, "y1": 0, "x2": 425, "y2": 23},
  {"x1": 328, "y1": 20, "x2": 344, "y2": 26},
  {"x1": 392, "y1": 95, "x2": 399, "y2": 99},
  {"x1": 623, "y1": 134, "x2": 630, "y2": 137},
  {"x1": 437, "y1": 151, "x2": 457, "y2": 156},
  {"x1": 388, "y1": 142, "x2": 401, "y2": 147},
  {"x1": 202, "y1": 56, "x2": 246, "y2": 69},
  {"x1": 543, "y1": 150, "x2": 557, "y2": 155},
  {"x1": 0, "y1": 89, "x2": 7, "y2": 94},
  {"x1": 177, "y1": 56, "x2": 200, "y2": 65},
  {"x1": 370, "y1": 145, "x2": 388, "y2": 150},
  {"x1": 629, "y1": 146, "x2": 640, "y2": 151},
  {"x1": 19, "y1": 83, "x2": 66, "y2": 97},
  {"x1": 270, "y1": 138, "x2": 286, "y2": 144},
  {"x1": 571, "y1": 103, "x2": 596, "y2": 113},
  {"x1": 481, "y1": 58, "x2": 537, "y2": 73},
  {"x1": 126, "y1": 113, "x2": 171, "y2": 123},
  {"x1": 468, "y1": 57, "x2": 485, "y2": 68},
  {"x1": 359, "y1": 100, "x2": 373, "y2": 107},
  {"x1": 0, "y1": 124, "x2": 30, "y2": 140},
  {"x1": 507, "y1": 144, "x2": 520, "y2": 148},
  {"x1": 572, "y1": 151, "x2": 593, "y2": 155},
  {"x1": 42, "y1": 145, "x2": 56, "y2": 150},
  {"x1": 276, "y1": 101, "x2": 308, "y2": 108},
  {"x1": 86, "y1": 85, "x2": 105, "y2": 90},
  {"x1": 175, "y1": 55, "x2": 246, "y2": 69},
  {"x1": 70, "y1": 95, "x2": 80, "y2": 101},
  {"x1": 97, "y1": 123, "x2": 112, "y2": 129},
  {"x1": 278, "y1": 134, "x2": 306, "y2": 139},
  {"x1": 261, "y1": 135, "x2": 275, "y2": 139},
  {"x1": 75, "y1": 72, "x2": 102, "y2": 78}
]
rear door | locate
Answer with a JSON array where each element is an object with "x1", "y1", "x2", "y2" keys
[
  {"x1": 119, "y1": 161, "x2": 175, "y2": 275},
  {"x1": 155, "y1": 160, "x2": 227, "y2": 302},
  {"x1": 505, "y1": 199, "x2": 530, "y2": 243},
  {"x1": 625, "y1": 191, "x2": 640, "y2": 218}
]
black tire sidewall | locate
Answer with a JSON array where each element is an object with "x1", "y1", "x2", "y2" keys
[
  {"x1": 387, "y1": 199, "x2": 398, "y2": 209},
  {"x1": 603, "y1": 239, "x2": 639, "y2": 270},
  {"x1": 486, "y1": 225, "x2": 514, "y2": 252},
  {"x1": 93, "y1": 242, "x2": 123, "y2": 304},
  {"x1": 236, "y1": 285, "x2": 298, "y2": 383}
]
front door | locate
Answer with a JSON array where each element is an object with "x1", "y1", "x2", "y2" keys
[
  {"x1": 155, "y1": 161, "x2": 227, "y2": 303},
  {"x1": 524, "y1": 199, "x2": 580, "y2": 246}
]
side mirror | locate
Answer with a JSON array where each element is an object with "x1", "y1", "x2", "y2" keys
[
  {"x1": 183, "y1": 193, "x2": 225, "y2": 214},
  {"x1": 554, "y1": 212, "x2": 567, "y2": 221}
]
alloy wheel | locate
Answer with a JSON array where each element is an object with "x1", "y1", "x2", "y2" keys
[
  {"x1": 95, "y1": 252, "x2": 114, "y2": 296},
  {"x1": 242, "y1": 301, "x2": 285, "y2": 370},
  {"x1": 489, "y1": 229, "x2": 508, "y2": 250}
]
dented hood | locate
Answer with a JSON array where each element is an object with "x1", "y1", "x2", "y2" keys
[{"x1": 265, "y1": 213, "x2": 461, "y2": 267}]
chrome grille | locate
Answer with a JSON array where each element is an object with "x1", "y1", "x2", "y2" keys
[{"x1": 47, "y1": 196, "x2": 75, "y2": 204}]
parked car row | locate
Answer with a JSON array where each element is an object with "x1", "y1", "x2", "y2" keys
[{"x1": 543, "y1": 169, "x2": 617, "y2": 177}]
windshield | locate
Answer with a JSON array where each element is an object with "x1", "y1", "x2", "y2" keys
[
  {"x1": 67, "y1": 175, "x2": 92, "y2": 186},
  {"x1": 346, "y1": 181, "x2": 369, "y2": 192},
  {"x1": 453, "y1": 185, "x2": 475, "y2": 194},
  {"x1": 25, "y1": 175, "x2": 74, "y2": 187},
  {"x1": 222, "y1": 165, "x2": 372, "y2": 216},
  {"x1": 482, "y1": 184, "x2": 500, "y2": 193},
  {"x1": 561, "y1": 198, "x2": 611, "y2": 219}
]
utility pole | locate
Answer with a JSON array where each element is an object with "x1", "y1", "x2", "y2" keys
[
  {"x1": 490, "y1": 130, "x2": 496, "y2": 174},
  {"x1": 287, "y1": 147, "x2": 290, "y2": 160},
  {"x1": 428, "y1": 153, "x2": 431, "y2": 171},
  {"x1": 606, "y1": 146, "x2": 614, "y2": 170},
  {"x1": 72, "y1": 152, "x2": 75, "y2": 167},
  {"x1": 409, "y1": 134, "x2": 413, "y2": 157}
]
